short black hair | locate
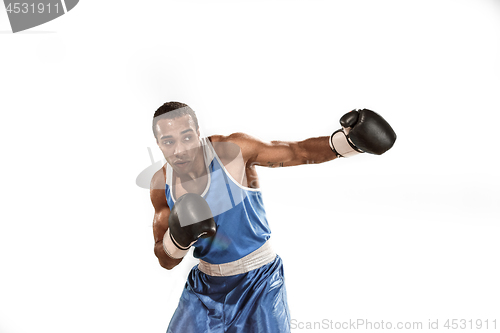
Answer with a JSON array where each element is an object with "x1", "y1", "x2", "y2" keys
[{"x1": 152, "y1": 102, "x2": 199, "y2": 139}]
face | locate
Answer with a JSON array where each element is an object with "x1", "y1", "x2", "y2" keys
[{"x1": 155, "y1": 114, "x2": 201, "y2": 174}]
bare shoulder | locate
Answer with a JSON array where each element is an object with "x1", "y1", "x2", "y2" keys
[
  {"x1": 210, "y1": 132, "x2": 260, "y2": 144},
  {"x1": 209, "y1": 133, "x2": 261, "y2": 162},
  {"x1": 150, "y1": 165, "x2": 167, "y2": 210},
  {"x1": 150, "y1": 165, "x2": 166, "y2": 190}
]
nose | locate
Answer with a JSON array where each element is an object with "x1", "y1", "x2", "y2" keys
[{"x1": 173, "y1": 141, "x2": 187, "y2": 157}]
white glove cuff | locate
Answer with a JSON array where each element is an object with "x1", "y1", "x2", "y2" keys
[
  {"x1": 330, "y1": 130, "x2": 362, "y2": 158},
  {"x1": 163, "y1": 229, "x2": 190, "y2": 259}
]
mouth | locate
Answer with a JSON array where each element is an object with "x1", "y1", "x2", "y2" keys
[{"x1": 174, "y1": 160, "x2": 190, "y2": 167}]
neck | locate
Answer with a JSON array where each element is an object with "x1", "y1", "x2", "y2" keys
[{"x1": 176, "y1": 146, "x2": 206, "y2": 183}]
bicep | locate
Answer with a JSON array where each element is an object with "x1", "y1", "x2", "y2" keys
[
  {"x1": 152, "y1": 205, "x2": 170, "y2": 244},
  {"x1": 255, "y1": 141, "x2": 304, "y2": 167},
  {"x1": 227, "y1": 133, "x2": 305, "y2": 168},
  {"x1": 150, "y1": 169, "x2": 170, "y2": 244}
]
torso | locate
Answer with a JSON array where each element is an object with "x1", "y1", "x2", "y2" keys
[
  {"x1": 163, "y1": 136, "x2": 271, "y2": 264},
  {"x1": 168, "y1": 135, "x2": 259, "y2": 200}
]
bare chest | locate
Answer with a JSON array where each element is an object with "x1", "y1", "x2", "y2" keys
[{"x1": 172, "y1": 173, "x2": 209, "y2": 199}]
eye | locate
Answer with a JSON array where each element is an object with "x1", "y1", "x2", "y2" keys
[
  {"x1": 184, "y1": 135, "x2": 192, "y2": 141},
  {"x1": 163, "y1": 140, "x2": 174, "y2": 145}
]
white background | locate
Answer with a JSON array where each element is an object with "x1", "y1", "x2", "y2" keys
[{"x1": 1, "y1": 0, "x2": 499, "y2": 332}]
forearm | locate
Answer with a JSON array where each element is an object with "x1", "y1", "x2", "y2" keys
[{"x1": 295, "y1": 136, "x2": 338, "y2": 165}]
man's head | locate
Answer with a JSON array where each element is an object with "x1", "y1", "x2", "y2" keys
[
  {"x1": 153, "y1": 102, "x2": 203, "y2": 174},
  {"x1": 153, "y1": 102, "x2": 199, "y2": 139}
]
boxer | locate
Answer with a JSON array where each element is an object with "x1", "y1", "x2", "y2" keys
[{"x1": 149, "y1": 102, "x2": 396, "y2": 333}]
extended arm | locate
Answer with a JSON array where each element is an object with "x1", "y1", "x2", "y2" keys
[
  {"x1": 221, "y1": 133, "x2": 337, "y2": 168},
  {"x1": 219, "y1": 109, "x2": 396, "y2": 168}
]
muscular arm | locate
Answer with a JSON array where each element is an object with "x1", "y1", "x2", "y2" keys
[
  {"x1": 150, "y1": 167, "x2": 183, "y2": 270},
  {"x1": 214, "y1": 133, "x2": 338, "y2": 168}
]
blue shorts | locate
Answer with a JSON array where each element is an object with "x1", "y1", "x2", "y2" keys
[{"x1": 167, "y1": 255, "x2": 291, "y2": 333}]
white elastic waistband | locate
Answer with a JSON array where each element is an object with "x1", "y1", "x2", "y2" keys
[{"x1": 198, "y1": 240, "x2": 276, "y2": 277}]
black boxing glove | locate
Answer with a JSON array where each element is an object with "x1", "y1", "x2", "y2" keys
[
  {"x1": 163, "y1": 193, "x2": 217, "y2": 259},
  {"x1": 329, "y1": 109, "x2": 396, "y2": 157}
]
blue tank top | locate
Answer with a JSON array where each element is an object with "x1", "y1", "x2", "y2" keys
[{"x1": 165, "y1": 137, "x2": 272, "y2": 265}]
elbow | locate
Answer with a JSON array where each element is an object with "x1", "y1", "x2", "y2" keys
[
  {"x1": 158, "y1": 256, "x2": 181, "y2": 270},
  {"x1": 287, "y1": 142, "x2": 308, "y2": 164},
  {"x1": 154, "y1": 245, "x2": 179, "y2": 270},
  {"x1": 297, "y1": 148, "x2": 313, "y2": 165},
  {"x1": 159, "y1": 260, "x2": 176, "y2": 270}
]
